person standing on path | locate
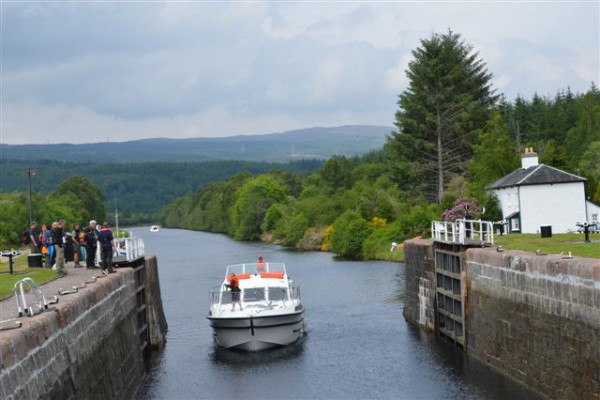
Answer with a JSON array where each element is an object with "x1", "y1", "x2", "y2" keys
[
  {"x1": 51, "y1": 221, "x2": 66, "y2": 276},
  {"x1": 97, "y1": 222, "x2": 116, "y2": 274},
  {"x1": 71, "y1": 223, "x2": 83, "y2": 268},
  {"x1": 39, "y1": 224, "x2": 48, "y2": 256},
  {"x1": 83, "y1": 224, "x2": 97, "y2": 268},
  {"x1": 44, "y1": 222, "x2": 56, "y2": 268},
  {"x1": 28, "y1": 222, "x2": 41, "y2": 255}
]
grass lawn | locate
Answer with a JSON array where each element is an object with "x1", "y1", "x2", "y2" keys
[
  {"x1": 495, "y1": 232, "x2": 600, "y2": 259},
  {"x1": 0, "y1": 253, "x2": 58, "y2": 299},
  {"x1": 374, "y1": 232, "x2": 600, "y2": 263}
]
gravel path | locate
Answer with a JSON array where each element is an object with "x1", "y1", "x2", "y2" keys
[{"x1": 0, "y1": 253, "x2": 122, "y2": 324}]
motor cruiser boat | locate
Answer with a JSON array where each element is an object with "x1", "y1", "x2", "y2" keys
[
  {"x1": 207, "y1": 262, "x2": 305, "y2": 352},
  {"x1": 150, "y1": 225, "x2": 160, "y2": 232}
]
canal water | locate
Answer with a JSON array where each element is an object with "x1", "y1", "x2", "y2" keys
[{"x1": 135, "y1": 228, "x2": 538, "y2": 400}]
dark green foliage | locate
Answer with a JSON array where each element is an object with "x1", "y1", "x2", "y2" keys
[
  {"x1": 565, "y1": 89, "x2": 600, "y2": 165},
  {"x1": 320, "y1": 156, "x2": 353, "y2": 191},
  {"x1": 330, "y1": 210, "x2": 371, "y2": 258},
  {"x1": 262, "y1": 204, "x2": 285, "y2": 233},
  {"x1": 230, "y1": 175, "x2": 287, "y2": 240},
  {"x1": 539, "y1": 139, "x2": 569, "y2": 170},
  {"x1": 0, "y1": 178, "x2": 106, "y2": 246},
  {"x1": 579, "y1": 141, "x2": 600, "y2": 203},
  {"x1": 281, "y1": 213, "x2": 309, "y2": 247},
  {"x1": 469, "y1": 110, "x2": 520, "y2": 196},
  {"x1": 386, "y1": 30, "x2": 497, "y2": 203},
  {"x1": 54, "y1": 175, "x2": 107, "y2": 225},
  {"x1": 481, "y1": 194, "x2": 502, "y2": 223}
]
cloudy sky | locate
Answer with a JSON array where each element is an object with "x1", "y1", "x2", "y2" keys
[{"x1": 1, "y1": 1, "x2": 598, "y2": 145}]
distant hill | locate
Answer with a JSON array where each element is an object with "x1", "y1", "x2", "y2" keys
[{"x1": 0, "y1": 125, "x2": 392, "y2": 163}]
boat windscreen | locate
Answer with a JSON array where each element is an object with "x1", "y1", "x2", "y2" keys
[
  {"x1": 243, "y1": 288, "x2": 265, "y2": 302},
  {"x1": 268, "y1": 288, "x2": 287, "y2": 301}
]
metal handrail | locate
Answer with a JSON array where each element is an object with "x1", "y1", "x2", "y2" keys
[
  {"x1": 225, "y1": 262, "x2": 287, "y2": 277},
  {"x1": 431, "y1": 219, "x2": 494, "y2": 245},
  {"x1": 13, "y1": 277, "x2": 54, "y2": 317},
  {"x1": 114, "y1": 236, "x2": 146, "y2": 262}
]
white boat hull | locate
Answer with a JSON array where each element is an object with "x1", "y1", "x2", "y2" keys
[{"x1": 208, "y1": 309, "x2": 305, "y2": 351}]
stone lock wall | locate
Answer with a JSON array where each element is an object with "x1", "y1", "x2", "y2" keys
[
  {"x1": 403, "y1": 241, "x2": 600, "y2": 399},
  {"x1": 465, "y1": 249, "x2": 600, "y2": 399},
  {"x1": 144, "y1": 256, "x2": 168, "y2": 349},
  {"x1": 402, "y1": 239, "x2": 436, "y2": 331},
  {"x1": 0, "y1": 257, "x2": 168, "y2": 400}
]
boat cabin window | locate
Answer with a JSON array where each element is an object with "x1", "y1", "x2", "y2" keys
[
  {"x1": 268, "y1": 288, "x2": 287, "y2": 301},
  {"x1": 243, "y1": 288, "x2": 265, "y2": 302}
]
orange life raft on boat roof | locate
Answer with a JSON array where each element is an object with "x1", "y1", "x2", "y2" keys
[
  {"x1": 226, "y1": 273, "x2": 252, "y2": 282},
  {"x1": 260, "y1": 271, "x2": 284, "y2": 279}
]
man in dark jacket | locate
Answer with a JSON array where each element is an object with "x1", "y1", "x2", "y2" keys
[
  {"x1": 84, "y1": 223, "x2": 98, "y2": 269},
  {"x1": 28, "y1": 222, "x2": 41, "y2": 255},
  {"x1": 97, "y1": 222, "x2": 116, "y2": 274}
]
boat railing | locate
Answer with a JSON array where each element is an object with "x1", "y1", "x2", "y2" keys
[
  {"x1": 209, "y1": 284, "x2": 301, "y2": 308},
  {"x1": 225, "y1": 262, "x2": 287, "y2": 277},
  {"x1": 116, "y1": 236, "x2": 146, "y2": 261},
  {"x1": 290, "y1": 284, "x2": 301, "y2": 301}
]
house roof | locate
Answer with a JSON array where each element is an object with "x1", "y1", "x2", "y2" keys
[{"x1": 488, "y1": 164, "x2": 586, "y2": 190}]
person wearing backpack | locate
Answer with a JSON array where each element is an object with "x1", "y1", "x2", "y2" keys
[
  {"x1": 39, "y1": 224, "x2": 49, "y2": 262},
  {"x1": 44, "y1": 223, "x2": 55, "y2": 268}
]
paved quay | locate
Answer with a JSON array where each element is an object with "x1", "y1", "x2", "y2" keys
[{"x1": 0, "y1": 258, "x2": 124, "y2": 326}]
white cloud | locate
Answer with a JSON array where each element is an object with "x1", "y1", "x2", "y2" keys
[{"x1": 1, "y1": 1, "x2": 598, "y2": 144}]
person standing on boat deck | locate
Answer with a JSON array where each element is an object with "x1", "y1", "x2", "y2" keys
[
  {"x1": 226, "y1": 273, "x2": 243, "y2": 311},
  {"x1": 97, "y1": 222, "x2": 116, "y2": 274},
  {"x1": 256, "y1": 256, "x2": 266, "y2": 273}
]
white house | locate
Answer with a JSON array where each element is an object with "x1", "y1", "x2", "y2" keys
[{"x1": 488, "y1": 149, "x2": 593, "y2": 234}]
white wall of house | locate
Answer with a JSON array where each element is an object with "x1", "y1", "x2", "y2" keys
[
  {"x1": 586, "y1": 200, "x2": 600, "y2": 224},
  {"x1": 519, "y1": 182, "x2": 586, "y2": 233},
  {"x1": 495, "y1": 187, "x2": 519, "y2": 220}
]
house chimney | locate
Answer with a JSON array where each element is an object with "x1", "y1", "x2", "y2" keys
[{"x1": 521, "y1": 147, "x2": 539, "y2": 168}]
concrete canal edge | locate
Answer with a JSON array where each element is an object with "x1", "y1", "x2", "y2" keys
[
  {"x1": 0, "y1": 256, "x2": 168, "y2": 399},
  {"x1": 403, "y1": 239, "x2": 600, "y2": 399}
]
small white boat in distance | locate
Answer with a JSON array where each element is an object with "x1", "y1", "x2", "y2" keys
[
  {"x1": 207, "y1": 262, "x2": 305, "y2": 352},
  {"x1": 150, "y1": 225, "x2": 160, "y2": 232}
]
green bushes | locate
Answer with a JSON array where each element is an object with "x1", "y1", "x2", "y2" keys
[
  {"x1": 0, "y1": 176, "x2": 106, "y2": 247},
  {"x1": 330, "y1": 211, "x2": 371, "y2": 258}
]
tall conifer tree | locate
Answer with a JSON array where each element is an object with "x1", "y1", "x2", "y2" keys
[{"x1": 386, "y1": 30, "x2": 497, "y2": 203}]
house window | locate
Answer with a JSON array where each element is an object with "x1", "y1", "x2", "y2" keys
[
  {"x1": 593, "y1": 214, "x2": 598, "y2": 223},
  {"x1": 512, "y1": 218, "x2": 520, "y2": 231}
]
